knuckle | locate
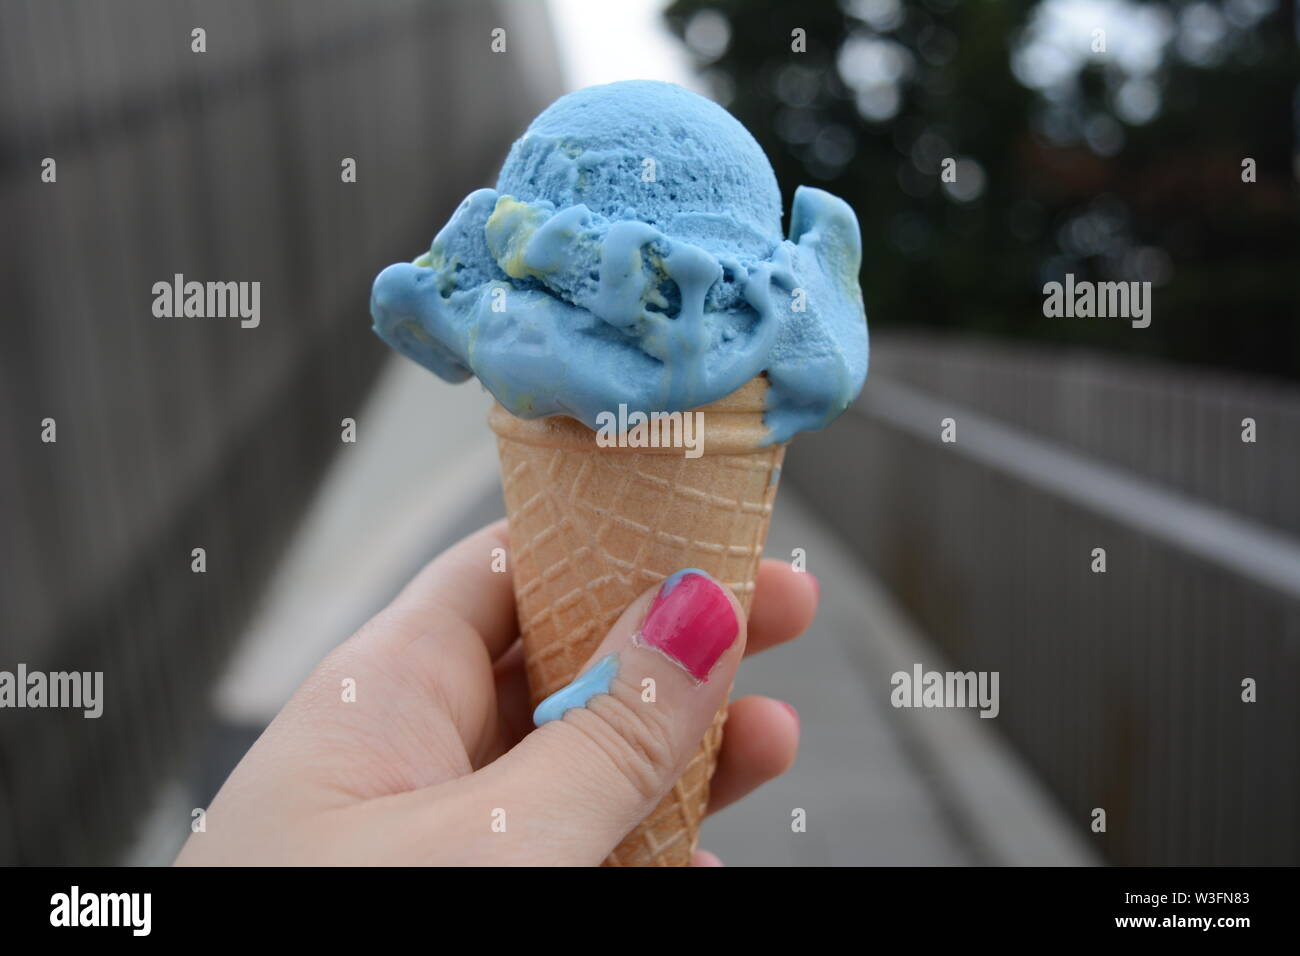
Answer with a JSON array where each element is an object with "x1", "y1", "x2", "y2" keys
[{"x1": 569, "y1": 681, "x2": 677, "y2": 804}]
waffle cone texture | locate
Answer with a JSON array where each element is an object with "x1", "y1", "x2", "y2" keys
[{"x1": 489, "y1": 377, "x2": 785, "y2": 866}]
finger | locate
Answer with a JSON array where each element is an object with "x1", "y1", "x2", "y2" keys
[
  {"x1": 487, "y1": 640, "x2": 534, "y2": 761},
  {"x1": 489, "y1": 559, "x2": 817, "y2": 758},
  {"x1": 746, "y1": 561, "x2": 818, "y2": 655},
  {"x1": 199, "y1": 521, "x2": 521, "y2": 810},
  {"x1": 371, "y1": 518, "x2": 518, "y2": 662},
  {"x1": 303, "y1": 519, "x2": 519, "y2": 784},
  {"x1": 448, "y1": 568, "x2": 747, "y2": 865},
  {"x1": 692, "y1": 849, "x2": 724, "y2": 867},
  {"x1": 706, "y1": 696, "x2": 800, "y2": 814}
]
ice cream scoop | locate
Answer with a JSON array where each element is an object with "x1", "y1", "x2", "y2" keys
[{"x1": 371, "y1": 80, "x2": 868, "y2": 444}]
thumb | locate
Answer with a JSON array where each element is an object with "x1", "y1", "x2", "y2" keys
[{"x1": 473, "y1": 568, "x2": 745, "y2": 865}]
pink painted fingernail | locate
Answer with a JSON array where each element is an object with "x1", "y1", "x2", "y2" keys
[
  {"x1": 638, "y1": 569, "x2": 738, "y2": 681},
  {"x1": 781, "y1": 700, "x2": 801, "y2": 733}
]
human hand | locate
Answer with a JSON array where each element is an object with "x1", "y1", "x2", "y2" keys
[{"x1": 175, "y1": 519, "x2": 818, "y2": 866}]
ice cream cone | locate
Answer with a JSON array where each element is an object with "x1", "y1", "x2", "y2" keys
[{"x1": 489, "y1": 376, "x2": 785, "y2": 866}]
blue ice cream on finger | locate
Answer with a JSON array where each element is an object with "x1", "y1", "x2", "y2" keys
[{"x1": 370, "y1": 80, "x2": 868, "y2": 444}]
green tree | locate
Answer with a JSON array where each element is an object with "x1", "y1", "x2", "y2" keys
[{"x1": 667, "y1": 0, "x2": 1299, "y2": 380}]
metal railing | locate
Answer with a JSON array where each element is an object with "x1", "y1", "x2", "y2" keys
[
  {"x1": 787, "y1": 333, "x2": 1300, "y2": 865},
  {"x1": 0, "y1": 0, "x2": 562, "y2": 865}
]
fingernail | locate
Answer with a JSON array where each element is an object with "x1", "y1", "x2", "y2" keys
[
  {"x1": 781, "y1": 700, "x2": 800, "y2": 733},
  {"x1": 806, "y1": 572, "x2": 820, "y2": 600},
  {"x1": 533, "y1": 654, "x2": 619, "y2": 726},
  {"x1": 637, "y1": 569, "x2": 738, "y2": 681}
]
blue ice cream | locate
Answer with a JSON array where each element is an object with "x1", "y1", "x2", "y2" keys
[{"x1": 370, "y1": 80, "x2": 867, "y2": 444}]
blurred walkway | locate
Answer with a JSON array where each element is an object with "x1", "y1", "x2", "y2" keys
[
  {"x1": 129, "y1": 357, "x2": 1096, "y2": 866},
  {"x1": 705, "y1": 491, "x2": 1095, "y2": 865}
]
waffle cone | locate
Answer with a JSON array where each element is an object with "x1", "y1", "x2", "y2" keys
[{"x1": 489, "y1": 377, "x2": 785, "y2": 866}]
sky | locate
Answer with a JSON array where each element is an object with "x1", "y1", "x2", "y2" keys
[{"x1": 546, "y1": 0, "x2": 702, "y2": 92}]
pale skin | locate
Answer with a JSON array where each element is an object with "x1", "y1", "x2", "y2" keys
[{"x1": 176, "y1": 519, "x2": 817, "y2": 866}]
